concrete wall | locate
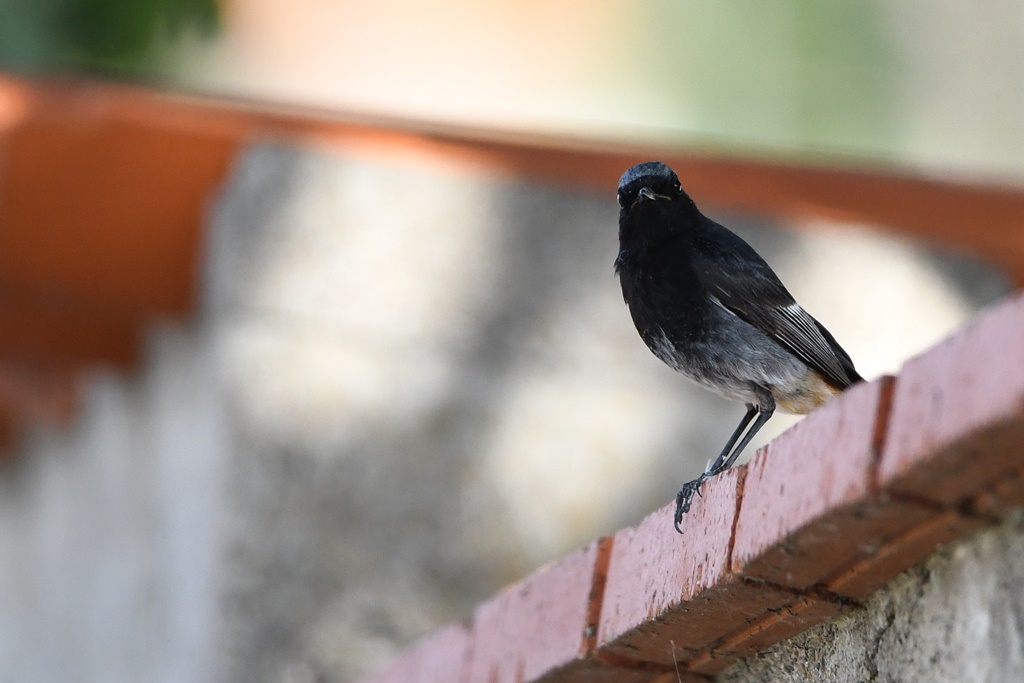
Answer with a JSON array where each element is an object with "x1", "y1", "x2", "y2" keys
[
  {"x1": 721, "y1": 512, "x2": 1024, "y2": 683},
  {"x1": 0, "y1": 142, "x2": 1009, "y2": 682}
]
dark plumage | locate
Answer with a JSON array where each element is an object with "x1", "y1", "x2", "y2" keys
[{"x1": 615, "y1": 161, "x2": 863, "y2": 532}]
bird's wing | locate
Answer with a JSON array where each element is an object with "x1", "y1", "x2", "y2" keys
[{"x1": 691, "y1": 221, "x2": 860, "y2": 388}]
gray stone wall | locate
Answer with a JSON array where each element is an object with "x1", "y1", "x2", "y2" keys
[{"x1": 0, "y1": 141, "x2": 1009, "y2": 682}]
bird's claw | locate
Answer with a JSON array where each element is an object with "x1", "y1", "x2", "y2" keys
[{"x1": 673, "y1": 475, "x2": 709, "y2": 533}]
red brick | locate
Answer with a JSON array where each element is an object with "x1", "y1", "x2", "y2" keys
[
  {"x1": 597, "y1": 468, "x2": 795, "y2": 667},
  {"x1": 972, "y1": 468, "x2": 1024, "y2": 516},
  {"x1": 714, "y1": 596, "x2": 846, "y2": 658},
  {"x1": 364, "y1": 299, "x2": 1024, "y2": 683},
  {"x1": 681, "y1": 595, "x2": 846, "y2": 676},
  {"x1": 645, "y1": 673, "x2": 714, "y2": 683},
  {"x1": 536, "y1": 660, "x2": 671, "y2": 683},
  {"x1": 361, "y1": 621, "x2": 470, "y2": 683},
  {"x1": 732, "y1": 379, "x2": 911, "y2": 589},
  {"x1": 826, "y1": 510, "x2": 990, "y2": 599},
  {"x1": 465, "y1": 540, "x2": 625, "y2": 683},
  {"x1": 683, "y1": 649, "x2": 738, "y2": 676},
  {"x1": 879, "y1": 292, "x2": 1024, "y2": 504}
]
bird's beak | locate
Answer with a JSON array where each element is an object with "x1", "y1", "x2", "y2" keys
[{"x1": 634, "y1": 187, "x2": 671, "y2": 207}]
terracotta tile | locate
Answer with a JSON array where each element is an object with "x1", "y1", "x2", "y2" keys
[
  {"x1": 0, "y1": 409, "x2": 16, "y2": 458},
  {"x1": 826, "y1": 510, "x2": 990, "y2": 599},
  {"x1": 0, "y1": 363, "x2": 78, "y2": 424},
  {"x1": 879, "y1": 292, "x2": 1024, "y2": 504},
  {"x1": 0, "y1": 299, "x2": 139, "y2": 367},
  {"x1": 464, "y1": 540, "x2": 608, "y2": 683},
  {"x1": 1, "y1": 113, "x2": 236, "y2": 315},
  {"x1": 732, "y1": 379, "x2": 908, "y2": 589},
  {"x1": 597, "y1": 468, "x2": 795, "y2": 666},
  {"x1": 361, "y1": 621, "x2": 470, "y2": 683}
]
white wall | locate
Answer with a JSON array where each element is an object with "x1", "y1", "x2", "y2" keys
[{"x1": 0, "y1": 329, "x2": 227, "y2": 683}]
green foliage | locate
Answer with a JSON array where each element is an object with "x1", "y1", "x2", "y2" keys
[{"x1": 0, "y1": 0, "x2": 219, "y2": 73}]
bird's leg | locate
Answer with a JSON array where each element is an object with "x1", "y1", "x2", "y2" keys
[
  {"x1": 716, "y1": 392, "x2": 775, "y2": 475},
  {"x1": 673, "y1": 404, "x2": 755, "y2": 532},
  {"x1": 703, "y1": 403, "x2": 758, "y2": 477},
  {"x1": 674, "y1": 392, "x2": 776, "y2": 532}
]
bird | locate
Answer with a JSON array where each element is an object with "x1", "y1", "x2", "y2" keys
[{"x1": 614, "y1": 161, "x2": 863, "y2": 532}]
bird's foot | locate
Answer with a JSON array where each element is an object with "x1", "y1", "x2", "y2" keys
[{"x1": 674, "y1": 474, "x2": 710, "y2": 533}]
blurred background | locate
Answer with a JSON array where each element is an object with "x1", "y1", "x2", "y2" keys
[{"x1": 0, "y1": 1, "x2": 1021, "y2": 682}]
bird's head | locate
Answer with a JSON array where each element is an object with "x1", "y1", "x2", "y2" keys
[
  {"x1": 615, "y1": 162, "x2": 698, "y2": 258},
  {"x1": 616, "y1": 161, "x2": 684, "y2": 212}
]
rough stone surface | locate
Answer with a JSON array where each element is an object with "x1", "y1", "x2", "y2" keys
[{"x1": 719, "y1": 511, "x2": 1024, "y2": 683}]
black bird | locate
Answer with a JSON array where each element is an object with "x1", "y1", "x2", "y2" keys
[{"x1": 614, "y1": 161, "x2": 863, "y2": 532}]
